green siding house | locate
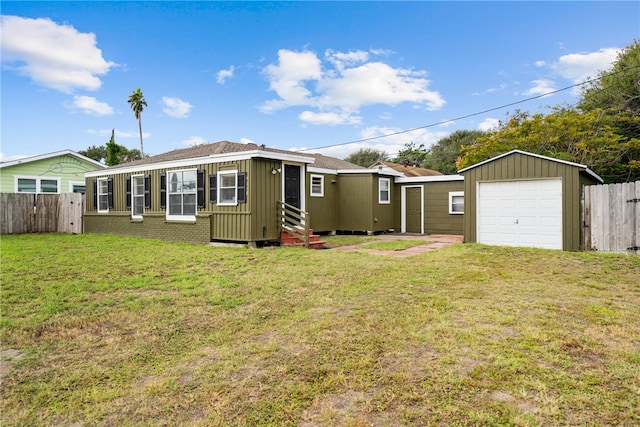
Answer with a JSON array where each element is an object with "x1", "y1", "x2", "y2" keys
[{"x1": 0, "y1": 150, "x2": 105, "y2": 194}]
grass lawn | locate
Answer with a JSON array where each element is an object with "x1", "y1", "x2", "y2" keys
[{"x1": 2, "y1": 233, "x2": 639, "y2": 426}]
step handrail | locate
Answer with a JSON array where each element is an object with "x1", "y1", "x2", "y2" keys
[{"x1": 277, "y1": 201, "x2": 310, "y2": 248}]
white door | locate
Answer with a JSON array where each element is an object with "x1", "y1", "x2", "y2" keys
[{"x1": 477, "y1": 179, "x2": 563, "y2": 250}]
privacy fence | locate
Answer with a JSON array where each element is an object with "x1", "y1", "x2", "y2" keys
[
  {"x1": 0, "y1": 193, "x2": 84, "y2": 235},
  {"x1": 583, "y1": 181, "x2": 639, "y2": 255}
]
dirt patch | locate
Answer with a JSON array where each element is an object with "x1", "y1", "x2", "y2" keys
[
  {"x1": 332, "y1": 234, "x2": 462, "y2": 258},
  {"x1": 1, "y1": 349, "x2": 25, "y2": 381}
]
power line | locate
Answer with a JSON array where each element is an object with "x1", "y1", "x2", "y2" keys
[{"x1": 297, "y1": 65, "x2": 640, "y2": 152}]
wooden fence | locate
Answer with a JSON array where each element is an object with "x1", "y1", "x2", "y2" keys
[
  {"x1": 0, "y1": 193, "x2": 84, "y2": 235},
  {"x1": 583, "y1": 181, "x2": 639, "y2": 255}
]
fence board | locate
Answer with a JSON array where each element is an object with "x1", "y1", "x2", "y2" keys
[
  {"x1": 583, "y1": 181, "x2": 639, "y2": 255},
  {"x1": 0, "y1": 193, "x2": 84, "y2": 235}
]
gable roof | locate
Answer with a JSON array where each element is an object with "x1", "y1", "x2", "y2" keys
[
  {"x1": 371, "y1": 160, "x2": 442, "y2": 177},
  {"x1": 310, "y1": 153, "x2": 366, "y2": 170},
  {"x1": 0, "y1": 149, "x2": 105, "y2": 169},
  {"x1": 457, "y1": 149, "x2": 604, "y2": 183}
]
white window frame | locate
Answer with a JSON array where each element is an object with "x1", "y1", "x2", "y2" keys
[
  {"x1": 166, "y1": 169, "x2": 197, "y2": 221},
  {"x1": 310, "y1": 174, "x2": 324, "y2": 197},
  {"x1": 379, "y1": 177, "x2": 391, "y2": 204},
  {"x1": 217, "y1": 170, "x2": 238, "y2": 206},
  {"x1": 449, "y1": 191, "x2": 464, "y2": 214},
  {"x1": 97, "y1": 177, "x2": 110, "y2": 213},
  {"x1": 69, "y1": 181, "x2": 86, "y2": 193},
  {"x1": 15, "y1": 175, "x2": 60, "y2": 194},
  {"x1": 131, "y1": 174, "x2": 145, "y2": 219}
]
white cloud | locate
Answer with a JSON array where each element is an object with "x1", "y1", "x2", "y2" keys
[
  {"x1": 260, "y1": 48, "x2": 445, "y2": 125},
  {"x1": 551, "y1": 47, "x2": 619, "y2": 83},
  {"x1": 69, "y1": 96, "x2": 114, "y2": 116},
  {"x1": 180, "y1": 136, "x2": 207, "y2": 147},
  {"x1": 299, "y1": 110, "x2": 361, "y2": 126},
  {"x1": 87, "y1": 129, "x2": 150, "y2": 139},
  {"x1": 0, "y1": 152, "x2": 28, "y2": 162},
  {"x1": 524, "y1": 79, "x2": 557, "y2": 97},
  {"x1": 217, "y1": 66, "x2": 235, "y2": 84},
  {"x1": 239, "y1": 138, "x2": 255, "y2": 145},
  {"x1": 162, "y1": 96, "x2": 193, "y2": 118},
  {"x1": 478, "y1": 118, "x2": 500, "y2": 132},
  {"x1": 0, "y1": 15, "x2": 116, "y2": 93}
]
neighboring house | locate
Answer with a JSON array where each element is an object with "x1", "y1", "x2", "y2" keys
[
  {"x1": 0, "y1": 150, "x2": 105, "y2": 194},
  {"x1": 458, "y1": 150, "x2": 603, "y2": 251},
  {"x1": 370, "y1": 160, "x2": 442, "y2": 177}
]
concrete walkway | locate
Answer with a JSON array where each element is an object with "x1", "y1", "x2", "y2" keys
[{"x1": 330, "y1": 234, "x2": 463, "y2": 258}]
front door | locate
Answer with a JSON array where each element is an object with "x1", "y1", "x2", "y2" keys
[
  {"x1": 284, "y1": 164, "x2": 301, "y2": 209},
  {"x1": 406, "y1": 187, "x2": 423, "y2": 233}
]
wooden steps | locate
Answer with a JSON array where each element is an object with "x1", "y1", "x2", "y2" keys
[{"x1": 280, "y1": 229, "x2": 328, "y2": 249}]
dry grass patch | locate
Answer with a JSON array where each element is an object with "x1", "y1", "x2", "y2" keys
[{"x1": 1, "y1": 234, "x2": 639, "y2": 426}]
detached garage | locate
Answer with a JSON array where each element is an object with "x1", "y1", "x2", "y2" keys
[{"x1": 459, "y1": 150, "x2": 603, "y2": 251}]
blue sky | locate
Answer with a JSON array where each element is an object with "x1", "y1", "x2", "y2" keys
[{"x1": 1, "y1": 1, "x2": 639, "y2": 162}]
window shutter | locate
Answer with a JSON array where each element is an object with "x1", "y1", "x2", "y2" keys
[
  {"x1": 160, "y1": 173, "x2": 166, "y2": 209},
  {"x1": 126, "y1": 177, "x2": 132, "y2": 209},
  {"x1": 107, "y1": 178, "x2": 114, "y2": 209},
  {"x1": 144, "y1": 175, "x2": 151, "y2": 208},
  {"x1": 238, "y1": 172, "x2": 247, "y2": 203},
  {"x1": 92, "y1": 180, "x2": 97, "y2": 209},
  {"x1": 197, "y1": 169, "x2": 206, "y2": 208},
  {"x1": 209, "y1": 174, "x2": 217, "y2": 203}
]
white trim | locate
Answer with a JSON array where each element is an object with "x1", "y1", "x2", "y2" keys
[
  {"x1": 68, "y1": 181, "x2": 86, "y2": 193},
  {"x1": 310, "y1": 174, "x2": 324, "y2": 197},
  {"x1": 396, "y1": 174, "x2": 464, "y2": 184},
  {"x1": 281, "y1": 162, "x2": 306, "y2": 214},
  {"x1": 97, "y1": 177, "x2": 110, "y2": 213},
  {"x1": 166, "y1": 169, "x2": 197, "y2": 221},
  {"x1": 14, "y1": 175, "x2": 61, "y2": 194},
  {"x1": 217, "y1": 170, "x2": 239, "y2": 206},
  {"x1": 378, "y1": 177, "x2": 391, "y2": 204},
  {"x1": 1, "y1": 149, "x2": 105, "y2": 169},
  {"x1": 401, "y1": 185, "x2": 424, "y2": 234},
  {"x1": 449, "y1": 191, "x2": 464, "y2": 215},
  {"x1": 131, "y1": 174, "x2": 145, "y2": 219},
  {"x1": 457, "y1": 149, "x2": 604, "y2": 183},
  {"x1": 85, "y1": 150, "x2": 313, "y2": 178}
]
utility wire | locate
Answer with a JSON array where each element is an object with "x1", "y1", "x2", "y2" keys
[{"x1": 297, "y1": 65, "x2": 640, "y2": 152}]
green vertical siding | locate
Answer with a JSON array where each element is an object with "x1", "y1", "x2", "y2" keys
[
  {"x1": 423, "y1": 181, "x2": 464, "y2": 234},
  {"x1": 461, "y1": 152, "x2": 596, "y2": 251},
  {"x1": 250, "y1": 159, "x2": 282, "y2": 241},
  {"x1": 337, "y1": 175, "x2": 373, "y2": 231},
  {"x1": 306, "y1": 172, "x2": 339, "y2": 232}
]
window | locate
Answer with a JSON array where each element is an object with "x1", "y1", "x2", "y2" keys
[
  {"x1": 97, "y1": 178, "x2": 110, "y2": 212},
  {"x1": 449, "y1": 191, "x2": 464, "y2": 214},
  {"x1": 310, "y1": 175, "x2": 324, "y2": 197},
  {"x1": 69, "y1": 182, "x2": 86, "y2": 193},
  {"x1": 131, "y1": 175, "x2": 145, "y2": 217},
  {"x1": 218, "y1": 171, "x2": 238, "y2": 205},
  {"x1": 379, "y1": 178, "x2": 391, "y2": 204},
  {"x1": 15, "y1": 176, "x2": 59, "y2": 194},
  {"x1": 167, "y1": 169, "x2": 197, "y2": 219}
]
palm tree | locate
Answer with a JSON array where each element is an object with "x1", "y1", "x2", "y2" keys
[{"x1": 128, "y1": 88, "x2": 148, "y2": 157}]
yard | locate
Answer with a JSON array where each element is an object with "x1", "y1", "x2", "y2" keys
[{"x1": 1, "y1": 234, "x2": 639, "y2": 426}]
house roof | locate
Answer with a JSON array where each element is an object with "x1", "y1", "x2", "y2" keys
[
  {"x1": 86, "y1": 141, "x2": 363, "y2": 177},
  {"x1": 0, "y1": 149, "x2": 105, "y2": 169},
  {"x1": 371, "y1": 161, "x2": 442, "y2": 177},
  {"x1": 457, "y1": 149, "x2": 604, "y2": 183}
]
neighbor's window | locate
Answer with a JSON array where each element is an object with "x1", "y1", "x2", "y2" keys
[
  {"x1": 167, "y1": 169, "x2": 197, "y2": 219},
  {"x1": 16, "y1": 176, "x2": 59, "y2": 194},
  {"x1": 218, "y1": 170, "x2": 238, "y2": 205},
  {"x1": 69, "y1": 182, "x2": 86, "y2": 193},
  {"x1": 449, "y1": 191, "x2": 464, "y2": 214},
  {"x1": 310, "y1": 174, "x2": 324, "y2": 197},
  {"x1": 379, "y1": 178, "x2": 391, "y2": 204},
  {"x1": 131, "y1": 175, "x2": 145, "y2": 218},
  {"x1": 97, "y1": 178, "x2": 110, "y2": 212}
]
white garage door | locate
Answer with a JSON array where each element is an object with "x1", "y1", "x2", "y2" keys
[{"x1": 477, "y1": 179, "x2": 563, "y2": 250}]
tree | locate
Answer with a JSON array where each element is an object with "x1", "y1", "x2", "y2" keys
[
  {"x1": 392, "y1": 142, "x2": 428, "y2": 167},
  {"x1": 457, "y1": 107, "x2": 640, "y2": 183},
  {"x1": 128, "y1": 88, "x2": 148, "y2": 157},
  {"x1": 344, "y1": 148, "x2": 388, "y2": 167},
  {"x1": 579, "y1": 40, "x2": 640, "y2": 115},
  {"x1": 423, "y1": 130, "x2": 484, "y2": 174},
  {"x1": 78, "y1": 145, "x2": 107, "y2": 163},
  {"x1": 106, "y1": 129, "x2": 124, "y2": 166}
]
